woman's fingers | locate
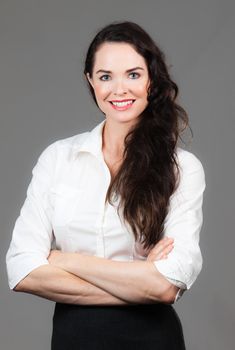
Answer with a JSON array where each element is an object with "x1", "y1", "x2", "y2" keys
[
  {"x1": 158, "y1": 242, "x2": 174, "y2": 259},
  {"x1": 151, "y1": 237, "x2": 174, "y2": 255},
  {"x1": 147, "y1": 237, "x2": 174, "y2": 261}
]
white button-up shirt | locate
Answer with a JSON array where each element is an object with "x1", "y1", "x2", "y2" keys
[{"x1": 6, "y1": 119, "x2": 206, "y2": 303}]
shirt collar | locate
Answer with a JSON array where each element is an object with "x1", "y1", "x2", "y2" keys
[{"x1": 73, "y1": 119, "x2": 106, "y2": 160}]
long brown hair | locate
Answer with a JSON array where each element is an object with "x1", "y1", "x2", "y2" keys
[{"x1": 84, "y1": 21, "x2": 191, "y2": 250}]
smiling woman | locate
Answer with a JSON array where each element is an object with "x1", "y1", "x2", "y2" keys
[
  {"x1": 6, "y1": 20, "x2": 206, "y2": 350},
  {"x1": 86, "y1": 42, "x2": 150, "y2": 125}
]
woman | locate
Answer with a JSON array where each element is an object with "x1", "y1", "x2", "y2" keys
[{"x1": 6, "y1": 21, "x2": 206, "y2": 349}]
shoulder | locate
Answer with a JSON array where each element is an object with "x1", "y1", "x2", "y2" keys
[
  {"x1": 31, "y1": 130, "x2": 91, "y2": 183},
  {"x1": 175, "y1": 147, "x2": 206, "y2": 191},
  {"x1": 37, "y1": 130, "x2": 90, "y2": 162},
  {"x1": 176, "y1": 146, "x2": 205, "y2": 175}
]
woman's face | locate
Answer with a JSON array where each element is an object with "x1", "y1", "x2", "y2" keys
[{"x1": 86, "y1": 42, "x2": 150, "y2": 127}]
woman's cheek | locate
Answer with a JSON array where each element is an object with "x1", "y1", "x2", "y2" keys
[
  {"x1": 136, "y1": 81, "x2": 149, "y2": 96},
  {"x1": 96, "y1": 82, "x2": 111, "y2": 96}
]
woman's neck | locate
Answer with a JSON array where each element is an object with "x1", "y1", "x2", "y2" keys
[{"x1": 102, "y1": 118, "x2": 135, "y2": 159}]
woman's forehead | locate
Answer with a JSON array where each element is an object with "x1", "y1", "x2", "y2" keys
[{"x1": 93, "y1": 42, "x2": 147, "y2": 71}]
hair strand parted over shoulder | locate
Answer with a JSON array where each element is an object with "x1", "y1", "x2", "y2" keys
[{"x1": 84, "y1": 21, "x2": 192, "y2": 250}]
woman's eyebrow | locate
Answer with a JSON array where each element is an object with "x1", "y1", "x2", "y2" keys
[{"x1": 95, "y1": 66, "x2": 145, "y2": 74}]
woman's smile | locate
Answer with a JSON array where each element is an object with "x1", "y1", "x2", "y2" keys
[{"x1": 109, "y1": 99, "x2": 136, "y2": 111}]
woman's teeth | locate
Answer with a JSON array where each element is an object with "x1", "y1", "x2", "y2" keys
[{"x1": 111, "y1": 100, "x2": 134, "y2": 107}]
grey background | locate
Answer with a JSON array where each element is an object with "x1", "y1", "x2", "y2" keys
[{"x1": 1, "y1": 1, "x2": 234, "y2": 349}]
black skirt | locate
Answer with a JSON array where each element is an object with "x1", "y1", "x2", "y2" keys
[{"x1": 51, "y1": 302, "x2": 186, "y2": 350}]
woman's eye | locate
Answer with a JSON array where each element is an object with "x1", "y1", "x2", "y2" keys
[
  {"x1": 99, "y1": 74, "x2": 110, "y2": 81},
  {"x1": 129, "y1": 72, "x2": 140, "y2": 79}
]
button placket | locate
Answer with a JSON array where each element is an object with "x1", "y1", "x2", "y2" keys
[{"x1": 95, "y1": 156, "x2": 111, "y2": 258}]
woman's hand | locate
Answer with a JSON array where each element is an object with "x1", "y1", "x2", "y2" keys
[{"x1": 146, "y1": 237, "x2": 174, "y2": 262}]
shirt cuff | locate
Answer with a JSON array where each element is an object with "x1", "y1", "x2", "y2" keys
[
  {"x1": 153, "y1": 260, "x2": 188, "y2": 303},
  {"x1": 174, "y1": 288, "x2": 186, "y2": 302},
  {"x1": 6, "y1": 253, "x2": 49, "y2": 290}
]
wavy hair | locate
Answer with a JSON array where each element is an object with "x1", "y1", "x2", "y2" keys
[{"x1": 84, "y1": 21, "x2": 192, "y2": 250}]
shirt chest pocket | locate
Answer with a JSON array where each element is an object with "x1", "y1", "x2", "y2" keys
[{"x1": 51, "y1": 183, "x2": 84, "y2": 227}]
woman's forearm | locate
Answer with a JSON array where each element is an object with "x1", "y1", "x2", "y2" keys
[
  {"x1": 48, "y1": 252, "x2": 177, "y2": 304},
  {"x1": 14, "y1": 264, "x2": 130, "y2": 306}
]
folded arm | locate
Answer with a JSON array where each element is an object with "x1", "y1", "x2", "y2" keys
[
  {"x1": 47, "y1": 248, "x2": 179, "y2": 305},
  {"x1": 14, "y1": 237, "x2": 177, "y2": 305},
  {"x1": 14, "y1": 264, "x2": 130, "y2": 306}
]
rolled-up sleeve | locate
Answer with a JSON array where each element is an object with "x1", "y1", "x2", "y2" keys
[
  {"x1": 6, "y1": 142, "x2": 57, "y2": 290},
  {"x1": 153, "y1": 150, "x2": 206, "y2": 296}
]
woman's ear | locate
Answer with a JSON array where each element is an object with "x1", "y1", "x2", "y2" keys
[{"x1": 86, "y1": 73, "x2": 94, "y2": 88}]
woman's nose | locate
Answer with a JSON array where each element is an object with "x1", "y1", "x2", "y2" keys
[{"x1": 113, "y1": 79, "x2": 127, "y2": 95}]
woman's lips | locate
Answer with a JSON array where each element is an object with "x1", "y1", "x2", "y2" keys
[{"x1": 109, "y1": 99, "x2": 135, "y2": 111}]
